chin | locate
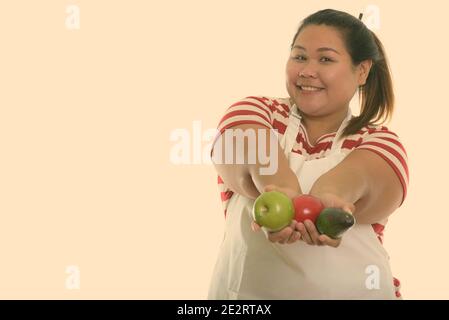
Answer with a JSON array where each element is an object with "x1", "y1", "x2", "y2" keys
[{"x1": 296, "y1": 104, "x2": 326, "y2": 116}]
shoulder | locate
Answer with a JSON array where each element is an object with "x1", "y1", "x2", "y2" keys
[
  {"x1": 230, "y1": 95, "x2": 291, "y2": 112},
  {"x1": 350, "y1": 123, "x2": 409, "y2": 205},
  {"x1": 342, "y1": 123, "x2": 406, "y2": 151},
  {"x1": 356, "y1": 124, "x2": 407, "y2": 155},
  {"x1": 343, "y1": 123, "x2": 409, "y2": 181},
  {"x1": 224, "y1": 95, "x2": 292, "y2": 123},
  {"x1": 216, "y1": 95, "x2": 288, "y2": 132},
  {"x1": 360, "y1": 124, "x2": 400, "y2": 138}
]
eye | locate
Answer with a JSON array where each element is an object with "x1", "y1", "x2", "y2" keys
[
  {"x1": 320, "y1": 57, "x2": 333, "y2": 62},
  {"x1": 292, "y1": 55, "x2": 306, "y2": 61}
]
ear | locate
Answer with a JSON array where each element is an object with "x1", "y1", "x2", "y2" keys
[{"x1": 358, "y1": 59, "x2": 373, "y2": 86}]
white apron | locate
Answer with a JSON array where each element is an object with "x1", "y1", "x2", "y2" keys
[{"x1": 208, "y1": 103, "x2": 398, "y2": 300}]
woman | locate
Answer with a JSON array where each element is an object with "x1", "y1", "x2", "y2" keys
[{"x1": 208, "y1": 9, "x2": 408, "y2": 299}]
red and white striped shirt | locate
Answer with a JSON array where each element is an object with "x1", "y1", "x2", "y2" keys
[
  {"x1": 214, "y1": 95, "x2": 408, "y2": 298},
  {"x1": 214, "y1": 95, "x2": 409, "y2": 221},
  {"x1": 214, "y1": 96, "x2": 409, "y2": 298}
]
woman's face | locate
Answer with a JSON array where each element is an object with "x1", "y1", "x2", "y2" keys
[{"x1": 285, "y1": 24, "x2": 369, "y2": 117}]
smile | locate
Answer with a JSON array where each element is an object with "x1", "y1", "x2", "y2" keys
[{"x1": 296, "y1": 85, "x2": 325, "y2": 92}]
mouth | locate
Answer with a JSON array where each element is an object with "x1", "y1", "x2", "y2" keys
[{"x1": 296, "y1": 85, "x2": 325, "y2": 92}]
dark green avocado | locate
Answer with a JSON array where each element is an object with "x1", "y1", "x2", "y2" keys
[{"x1": 316, "y1": 208, "x2": 355, "y2": 239}]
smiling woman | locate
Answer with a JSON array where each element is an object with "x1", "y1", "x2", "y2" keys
[{"x1": 208, "y1": 8, "x2": 408, "y2": 300}]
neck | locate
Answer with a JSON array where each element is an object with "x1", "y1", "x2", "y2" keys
[
  {"x1": 288, "y1": 99, "x2": 350, "y2": 137},
  {"x1": 301, "y1": 108, "x2": 349, "y2": 134},
  {"x1": 291, "y1": 106, "x2": 350, "y2": 146}
]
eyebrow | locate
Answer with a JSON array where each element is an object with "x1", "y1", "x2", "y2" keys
[{"x1": 292, "y1": 45, "x2": 340, "y2": 55}]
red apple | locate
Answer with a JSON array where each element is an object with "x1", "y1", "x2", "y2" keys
[{"x1": 293, "y1": 194, "x2": 324, "y2": 224}]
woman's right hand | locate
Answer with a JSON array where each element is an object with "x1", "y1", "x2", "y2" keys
[
  {"x1": 251, "y1": 185, "x2": 351, "y2": 247},
  {"x1": 251, "y1": 219, "x2": 302, "y2": 244},
  {"x1": 251, "y1": 185, "x2": 302, "y2": 244}
]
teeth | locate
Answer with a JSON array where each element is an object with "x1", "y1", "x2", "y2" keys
[{"x1": 300, "y1": 86, "x2": 322, "y2": 91}]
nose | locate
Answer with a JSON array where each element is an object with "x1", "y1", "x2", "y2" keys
[{"x1": 298, "y1": 62, "x2": 318, "y2": 78}]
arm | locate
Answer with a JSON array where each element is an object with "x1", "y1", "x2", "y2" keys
[
  {"x1": 212, "y1": 124, "x2": 302, "y2": 200},
  {"x1": 309, "y1": 149, "x2": 403, "y2": 224}
]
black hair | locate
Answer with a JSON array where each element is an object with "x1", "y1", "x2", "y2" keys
[{"x1": 291, "y1": 9, "x2": 394, "y2": 136}]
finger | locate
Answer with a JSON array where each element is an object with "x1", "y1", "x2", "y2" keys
[
  {"x1": 304, "y1": 220, "x2": 323, "y2": 245},
  {"x1": 343, "y1": 204, "x2": 355, "y2": 215},
  {"x1": 267, "y1": 221, "x2": 296, "y2": 243},
  {"x1": 289, "y1": 220, "x2": 297, "y2": 229},
  {"x1": 251, "y1": 221, "x2": 261, "y2": 232},
  {"x1": 263, "y1": 185, "x2": 298, "y2": 199},
  {"x1": 263, "y1": 184, "x2": 278, "y2": 193},
  {"x1": 269, "y1": 226, "x2": 293, "y2": 244},
  {"x1": 279, "y1": 227, "x2": 295, "y2": 244},
  {"x1": 279, "y1": 236, "x2": 289, "y2": 244},
  {"x1": 318, "y1": 234, "x2": 342, "y2": 248},
  {"x1": 284, "y1": 221, "x2": 298, "y2": 244},
  {"x1": 297, "y1": 222, "x2": 313, "y2": 245},
  {"x1": 287, "y1": 231, "x2": 301, "y2": 244}
]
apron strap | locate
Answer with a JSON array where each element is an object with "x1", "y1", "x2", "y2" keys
[
  {"x1": 330, "y1": 108, "x2": 353, "y2": 152},
  {"x1": 281, "y1": 103, "x2": 302, "y2": 157},
  {"x1": 281, "y1": 103, "x2": 353, "y2": 156}
]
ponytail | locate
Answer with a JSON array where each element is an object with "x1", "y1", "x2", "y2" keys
[
  {"x1": 343, "y1": 30, "x2": 395, "y2": 136},
  {"x1": 291, "y1": 9, "x2": 395, "y2": 137}
]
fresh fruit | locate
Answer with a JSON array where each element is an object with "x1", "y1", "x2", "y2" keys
[
  {"x1": 252, "y1": 191, "x2": 295, "y2": 232},
  {"x1": 316, "y1": 208, "x2": 355, "y2": 239},
  {"x1": 293, "y1": 194, "x2": 325, "y2": 224}
]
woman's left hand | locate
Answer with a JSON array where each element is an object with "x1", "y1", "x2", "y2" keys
[
  {"x1": 296, "y1": 219, "x2": 341, "y2": 247},
  {"x1": 251, "y1": 186, "x2": 355, "y2": 247},
  {"x1": 296, "y1": 192, "x2": 356, "y2": 248}
]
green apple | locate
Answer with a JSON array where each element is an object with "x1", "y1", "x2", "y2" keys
[{"x1": 252, "y1": 191, "x2": 294, "y2": 232}]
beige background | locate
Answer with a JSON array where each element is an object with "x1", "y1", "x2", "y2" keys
[{"x1": 0, "y1": 0, "x2": 447, "y2": 299}]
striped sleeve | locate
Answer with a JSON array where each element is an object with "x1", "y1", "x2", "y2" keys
[
  {"x1": 217, "y1": 175, "x2": 233, "y2": 218},
  {"x1": 213, "y1": 96, "x2": 275, "y2": 218},
  {"x1": 216, "y1": 96, "x2": 274, "y2": 134},
  {"x1": 355, "y1": 127, "x2": 409, "y2": 205}
]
